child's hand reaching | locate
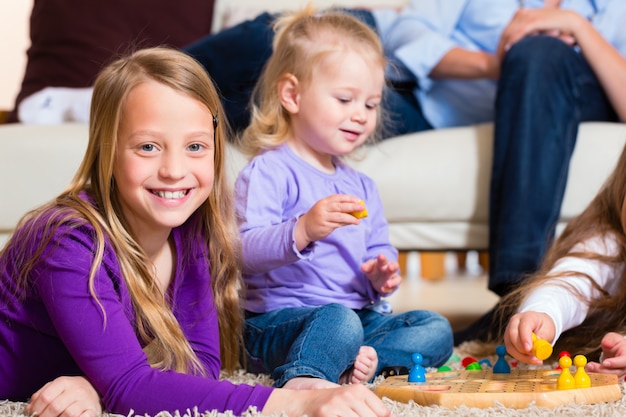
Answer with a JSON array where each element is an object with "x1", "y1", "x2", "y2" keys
[
  {"x1": 361, "y1": 254, "x2": 402, "y2": 294},
  {"x1": 295, "y1": 195, "x2": 364, "y2": 250},
  {"x1": 504, "y1": 311, "x2": 556, "y2": 365},
  {"x1": 586, "y1": 332, "x2": 626, "y2": 378}
]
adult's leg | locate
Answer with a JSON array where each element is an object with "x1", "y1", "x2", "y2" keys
[
  {"x1": 489, "y1": 35, "x2": 618, "y2": 297},
  {"x1": 358, "y1": 309, "x2": 453, "y2": 371},
  {"x1": 183, "y1": 13, "x2": 276, "y2": 133},
  {"x1": 454, "y1": 36, "x2": 618, "y2": 346},
  {"x1": 244, "y1": 304, "x2": 364, "y2": 387},
  {"x1": 382, "y1": 85, "x2": 433, "y2": 137}
]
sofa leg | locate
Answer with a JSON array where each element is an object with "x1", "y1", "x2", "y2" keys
[
  {"x1": 419, "y1": 252, "x2": 446, "y2": 280},
  {"x1": 478, "y1": 251, "x2": 489, "y2": 272},
  {"x1": 456, "y1": 251, "x2": 467, "y2": 270},
  {"x1": 398, "y1": 251, "x2": 409, "y2": 275}
]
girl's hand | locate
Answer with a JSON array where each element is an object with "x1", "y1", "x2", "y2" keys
[
  {"x1": 361, "y1": 254, "x2": 402, "y2": 294},
  {"x1": 25, "y1": 376, "x2": 101, "y2": 417},
  {"x1": 295, "y1": 195, "x2": 362, "y2": 250},
  {"x1": 264, "y1": 384, "x2": 391, "y2": 417},
  {"x1": 586, "y1": 332, "x2": 626, "y2": 378},
  {"x1": 504, "y1": 311, "x2": 556, "y2": 365}
]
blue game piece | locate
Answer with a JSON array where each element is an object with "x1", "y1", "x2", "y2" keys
[
  {"x1": 408, "y1": 352, "x2": 426, "y2": 383},
  {"x1": 479, "y1": 358, "x2": 492, "y2": 368},
  {"x1": 493, "y1": 345, "x2": 511, "y2": 374}
]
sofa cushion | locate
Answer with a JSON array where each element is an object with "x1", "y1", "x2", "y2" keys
[
  {"x1": 348, "y1": 122, "x2": 626, "y2": 249},
  {"x1": 2, "y1": 122, "x2": 625, "y2": 251}
]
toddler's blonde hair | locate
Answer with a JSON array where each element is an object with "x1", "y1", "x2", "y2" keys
[{"x1": 239, "y1": 6, "x2": 386, "y2": 158}]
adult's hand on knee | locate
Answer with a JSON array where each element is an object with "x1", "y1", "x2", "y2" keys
[
  {"x1": 497, "y1": 8, "x2": 584, "y2": 58},
  {"x1": 25, "y1": 376, "x2": 102, "y2": 417}
]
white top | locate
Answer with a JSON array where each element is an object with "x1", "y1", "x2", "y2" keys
[{"x1": 519, "y1": 233, "x2": 624, "y2": 341}]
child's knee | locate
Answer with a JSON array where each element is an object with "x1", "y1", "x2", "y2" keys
[{"x1": 315, "y1": 304, "x2": 363, "y2": 342}]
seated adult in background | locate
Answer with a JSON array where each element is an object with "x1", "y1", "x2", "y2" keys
[
  {"x1": 183, "y1": 0, "x2": 626, "y2": 344},
  {"x1": 7, "y1": 0, "x2": 215, "y2": 124},
  {"x1": 460, "y1": 0, "x2": 626, "y2": 344}
]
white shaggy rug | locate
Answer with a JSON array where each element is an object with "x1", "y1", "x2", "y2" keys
[{"x1": 3, "y1": 343, "x2": 625, "y2": 417}]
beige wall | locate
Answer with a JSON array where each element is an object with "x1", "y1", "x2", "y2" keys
[{"x1": 0, "y1": 1, "x2": 32, "y2": 111}]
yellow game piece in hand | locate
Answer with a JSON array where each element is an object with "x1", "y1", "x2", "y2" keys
[
  {"x1": 531, "y1": 333, "x2": 553, "y2": 361},
  {"x1": 350, "y1": 200, "x2": 368, "y2": 218}
]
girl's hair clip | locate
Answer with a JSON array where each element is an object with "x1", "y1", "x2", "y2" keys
[{"x1": 213, "y1": 111, "x2": 219, "y2": 129}]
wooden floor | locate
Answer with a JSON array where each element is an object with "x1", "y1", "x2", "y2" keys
[{"x1": 386, "y1": 251, "x2": 499, "y2": 331}]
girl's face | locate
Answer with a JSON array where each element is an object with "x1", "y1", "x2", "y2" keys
[
  {"x1": 113, "y1": 80, "x2": 215, "y2": 239},
  {"x1": 284, "y1": 47, "x2": 384, "y2": 171}
]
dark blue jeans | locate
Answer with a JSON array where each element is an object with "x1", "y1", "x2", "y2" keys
[
  {"x1": 488, "y1": 35, "x2": 618, "y2": 297},
  {"x1": 184, "y1": 11, "x2": 431, "y2": 137}
]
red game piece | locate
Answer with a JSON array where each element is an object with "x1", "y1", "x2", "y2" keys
[
  {"x1": 557, "y1": 351, "x2": 571, "y2": 370},
  {"x1": 461, "y1": 356, "x2": 478, "y2": 367}
]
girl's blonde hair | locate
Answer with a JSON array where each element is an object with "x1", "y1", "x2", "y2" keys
[
  {"x1": 4, "y1": 47, "x2": 244, "y2": 372},
  {"x1": 497, "y1": 144, "x2": 626, "y2": 358},
  {"x1": 239, "y1": 6, "x2": 387, "y2": 158}
]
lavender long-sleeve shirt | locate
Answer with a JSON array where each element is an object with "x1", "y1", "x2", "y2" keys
[
  {"x1": 0, "y1": 201, "x2": 272, "y2": 415},
  {"x1": 235, "y1": 144, "x2": 398, "y2": 313}
]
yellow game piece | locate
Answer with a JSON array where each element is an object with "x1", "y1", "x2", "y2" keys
[
  {"x1": 531, "y1": 333, "x2": 553, "y2": 361},
  {"x1": 350, "y1": 200, "x2": 368, "y2": 218},
  {"x1": 557, "y1": 355, "x2": 575, "y2": 390},
  {"x1": 574, "y1": 355, "x2": 591, "y2": 388}
]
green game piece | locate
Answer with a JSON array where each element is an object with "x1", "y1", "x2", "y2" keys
[
  {"x1": 437, "y1": 365, "x2": 452, "y2": 372},
  {"x1": 465, "y1": 362, "x2": 482, "y2": 371}
]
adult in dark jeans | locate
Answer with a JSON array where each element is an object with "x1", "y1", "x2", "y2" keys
[{"x1": 457, "y1": 3, "x2": 626, "y2": 344}]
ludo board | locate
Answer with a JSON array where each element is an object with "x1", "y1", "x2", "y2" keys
[{"x1": 375, "y1": 369, "x2": 621, "y2": 409}]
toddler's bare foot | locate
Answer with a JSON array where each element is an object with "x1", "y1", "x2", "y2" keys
[
  {"x1": 283, "y1": 377, "x2": 339, "y2": 390},
  {"x1": 339, "y1": 346, "x2": 378, "y2": 385}
]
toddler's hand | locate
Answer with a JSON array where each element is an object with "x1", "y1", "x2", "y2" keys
[
  {"x1": 295, "y1": 195, "x2": 363, "y2": 249},
  {"x1": 362, "y1": 254, "x2": 402, "y2": 294}
]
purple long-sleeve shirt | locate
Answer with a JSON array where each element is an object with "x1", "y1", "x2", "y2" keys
[
  {"x1": 0, "y1": 201, "x2": 272, "y2": 415},
  {"x1": 235, "y1": 144, "x2": 398, "y2": 313}
]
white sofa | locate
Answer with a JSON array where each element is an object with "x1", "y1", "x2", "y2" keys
[
  {"x1": 2, "y1": 0, "x2": 626, "y2": 278},
  {"x1": 2, "y1": 122, "x2": 626, "y2": 278}
]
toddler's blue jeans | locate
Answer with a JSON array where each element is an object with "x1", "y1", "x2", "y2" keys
[{"x1": 244, "y1": 303, "x2": 453, "y2": 387}]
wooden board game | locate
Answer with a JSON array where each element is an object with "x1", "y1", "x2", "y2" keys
[{"x1": 375, "y1": 369, "x2": 622, "y2": 409}]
